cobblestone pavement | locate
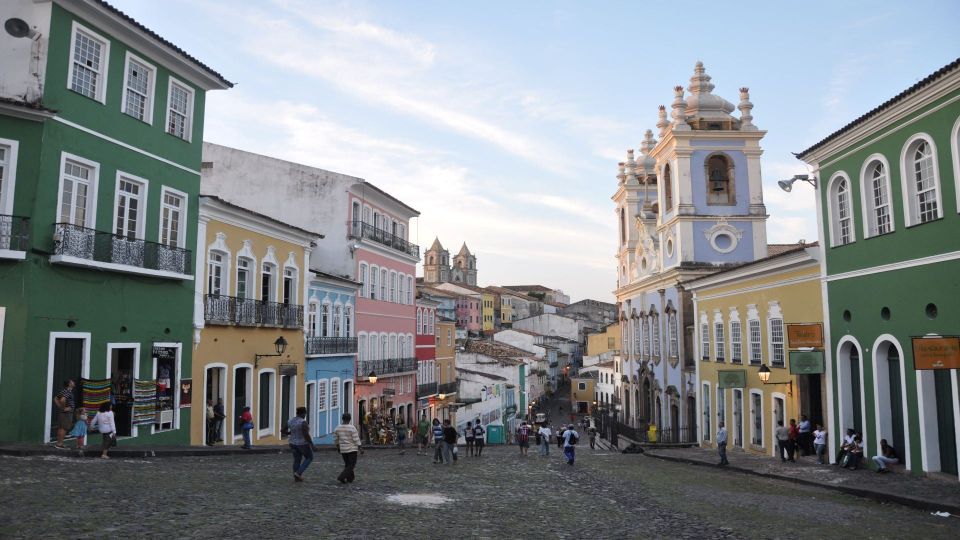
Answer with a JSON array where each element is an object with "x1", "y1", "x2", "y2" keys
[{"x1": 1, "y1": 446, "x2": 958, "y2": 539}]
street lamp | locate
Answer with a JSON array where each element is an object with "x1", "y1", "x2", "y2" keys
[
  {"x1": 255, "y1": 336, "x2": 288, "y2": 367},
  {"x1": 757, "y1": 365, "x2": 793, "y2": 396},
  {"x1": 366, "y1": 370, "x2": 378, "y2": 384},
  {"x1": 777, "y1": 174, "x2": 817, "y2": 192}
]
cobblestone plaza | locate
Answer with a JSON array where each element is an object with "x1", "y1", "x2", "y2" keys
[{"x1": 1, "y1": 447, "x2": 958, "y2": 539}]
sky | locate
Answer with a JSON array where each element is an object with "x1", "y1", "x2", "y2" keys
[{"x1": 115, "y1": 0, "x2": 960, "y2": 303}]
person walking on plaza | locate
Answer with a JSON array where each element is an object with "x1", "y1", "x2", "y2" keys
[
  {"x1": 872, "y1": 439, "x2": 899, "y2": 473},
  {"x1": 775, "y1": 421, "x2": 792, "y2": 462},
  {"x1": 813, "y1": 424, "x2": 828, "y2": 464},
  {"x1": 516, "y1": 422, "x2": 531, "y2": 456},
  {"x1": 288, "y1": 407, "x2": 316, "y2": 482},
  {"x1": 91, "y1": 402, "x2": 117, "y2": 459},
  {"x1": 562, "y1": 424, "x2": 579, "y2": 465},
  {"x1": 441, "y1": 419, "x2": 458, "y2": 464},
  {"x1": 239, "y1": 406, "x2": 254, "y2": 449},
  {"x1": 716, "y1": 421, "x2": 729, "y2": 466},
  {"x1": 472, "y1": 422, "x2": 485, "y2": 457},
  {"x1": 464, "y1": 421, "x2": 476, "y2": 457},
  {"x1": 798, "y1": 415, "x2": 812, "y2": 456},
  {"x1": 334, "y1": 413, "x2": 362, "y2": 484},
  {"x1": 538, "y1": 423, "x2": 552, "y2": 457},
  {"x1": 416, "y1": 415, "x2": 431, "y2": 456},
  {"x1": 395, "y1": 418, "x2": 407, "y2": 455},
  {"x1": 53, "y1": 379, "x2": 76, "y2": 449},
  {"x1": 588, "y1": 426, "x2": 597, "y2": 450},
  {"x1": 432, "y1": 418, "x2": 444, "y2": 464}
]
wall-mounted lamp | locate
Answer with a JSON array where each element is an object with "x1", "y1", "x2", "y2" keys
[
  {"x1": 255, "y1": 336, "x2": 288, "y2": 368},
  {"x1": 777, "y1": 174, "x2": 817, "y2": 192},
  {"x1": 757, "y1": 364, "x2": 793, "y2": 396}
]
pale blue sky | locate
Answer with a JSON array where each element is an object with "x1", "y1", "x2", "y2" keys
[{"x1": 115, "y1": 0, "x2": 960, "y2": 302}]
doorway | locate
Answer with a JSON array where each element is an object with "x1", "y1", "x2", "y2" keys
[
  {"x1": 670, "y1": 401, "x2": 680, "y2": 443},
  {"x1": 733, "y1": 389, "x2": 743, "y2": 448},
  {"x1": 799, "y1": 373, "x2": 824, "y2": 427},
  {"x1": 874, "y1": 341, "x2": 906, "y2": 464},
  {"x1": 934, "y1": 370, "x2": 958, "y2": 475},
  {"x1": 109, "y1": 346, "x2": 137, "y2": 437},
  {"x1": 205, "y1": 366, "x2": 226, "y2": 445},
  {"x1": 280, "y1": 375, "x2": 293, "y2": 437},
  {"x1": 234, "y1": 367, "x2": 251, "y2": 439},
  {"x1": 48, "y1": 337, "x2": 86, "y2": 442}
]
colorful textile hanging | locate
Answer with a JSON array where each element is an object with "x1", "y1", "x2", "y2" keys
[
  {"x1": 133, "y1": 379, "x2": 158, "y2": 426},
  {"x1": 80, "y1": 379, "x2": 111, "y2": 420}
]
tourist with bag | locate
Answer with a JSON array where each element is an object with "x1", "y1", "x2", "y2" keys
[
  {"x1": 464, "y1": 421, "x2": 476, "y2": 457},
  {"x1": 91, "y1": 402, "x2": 117, "y2": 459},
  {"x1": 562, "y1": 424, "x2": 579, "y2": 465},
  {"x1": 472, "y1": 422, "x2": 485, "y2": 457}
]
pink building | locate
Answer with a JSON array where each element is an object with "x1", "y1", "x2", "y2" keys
[
  {"x1": 350, "y1": 188, "x2": 420, "y2": 443},
  {"x1": 436, "y1": 283, "x2": 482, "y2": 335}
]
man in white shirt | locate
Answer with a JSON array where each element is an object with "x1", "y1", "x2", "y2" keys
[
  {"x1": 562, "y1": 424, "x2": 579, "y2": 466},
  {"x1": 716, "y1": 422, "x2": 729, "y2": 466},
  {"x1": 538, "y1": 424, "x2": 552, "y2": 457}
]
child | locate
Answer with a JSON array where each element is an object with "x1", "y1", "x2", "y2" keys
[{"x1": 69, "y1": 407, "x2": 88, "y2": 452}]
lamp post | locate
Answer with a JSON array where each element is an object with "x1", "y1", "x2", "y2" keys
[
  {"x1": 777, "y1": 174, "x2": 817, "y2": 192},
  {"x1": 757, "y1": 365, "x2": 793, "y2": 396},
  {"x1": 255, "y1": 336, "x2": 288, "y2": 368}
]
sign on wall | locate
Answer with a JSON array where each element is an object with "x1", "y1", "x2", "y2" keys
[
  {"x1": 718, "y1": 370, "x2": 746, "y2": 389},
  {"x1": 179, "y1": 379, "x2": 192, "y2": 408},
  {"x1": 912, "y1": 337, "x2": 960, "y2": 370},
  {"x1": 787, "y1": 323, "x2": 823, "y2": 349},
  {"x1": 789, "y1": 351, "x2": 825, "y2": 375}
]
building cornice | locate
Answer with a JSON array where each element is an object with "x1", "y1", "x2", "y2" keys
[{"x1": 685, "y1": 248, "x2": 819, "y2": 292}]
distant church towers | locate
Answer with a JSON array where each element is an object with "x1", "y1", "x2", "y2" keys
[{"x1": 423, "y1": 239, "x2": 477, "y2": 286}]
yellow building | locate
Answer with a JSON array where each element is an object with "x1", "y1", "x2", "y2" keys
[
  {"x1": 688, "y1": 244, "x2": 825, "y2": 457},
  {"x1": 191, "y1": 196, "x2": 318, "y2": 446},
  {"x1": 586, "y1": 323, "x2": 622, "y2": 357},
  {"x1": 433, "y1": 319, "x2": 458, "y2": 420},
  {"x1": 570, "y1": 373, "x2": 597, "y2": 415},
  {"x1": 481, "y1": 291, "x2": 496, "y2": 333}
]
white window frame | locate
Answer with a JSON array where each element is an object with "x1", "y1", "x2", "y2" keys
[
  {"x1": 767, "y1": 303, "x2": 785, "y2": 368},
  {"x1": 398, "y1": 273, "x2": 405, "y2": 305},
  {"x1": 0, "y1": 138, "x2": 20, "y2": 216},
  {"x1": 318, "y1": 379, "x2": 328, "y2": 413},
  {"x1": 700, "y1": 315, "x2": 710, "y2": 360},
  {"x1": 56, "y1": 152, "x2": 100, "y2": 228},
  {"x1": 236, "y1": 255, "x2": 255, "y2": 300},
  {"x1": 714, "y1": 312, "x2": 725, "y2": 363},
  {"x1": 261, "y1": 262, "x2": 276, "y2": 302},
  {"x1": 359, "y1": 263, "x2": 368, "y2": 298},
  {"x1": 67, "y1": 22, "x2": 110, "y2": 103},
  {"x1": 729, "y1": 308, "x2": 742, "y2": 364},
  {"x1": 390, "y1": 270, "x2": 397, "y2": 302},
  {"x1": 165, "y1": 77, "x2": 195, "y2": 142},
  {"x1": 330, "y1": 377, "x2": 340, "y2": 410},
  {"x1": 344, "y1": 305, "x2": 353, "y2": 337},
  {"x1": 333, "y1": 303, "x2": 343, "y2": 337},
  {"x1": 750, "y1": 388, "x2": 764, "y2": 447},
  {"x1": 112, "y1": 171, "x2": 149, "y2": 240},
  {"x1": 120, "y1": 52, "x2": 156, "y2": 124},
  {"x1": 827, "y1": 172, "x2": 855, "y2": 246},
  {"x1": 151, "y1": 342, "x2": 182, "y2": 434},
  {"x1": 307, "y1": 301, "x2": 320, "y2": 336},
  {"x1": 747, "y1": 313, "x2": 762, "y2": 365},
  {"x1": 899, "y1": 133, "x2": 943, "y2": 226},
  {"x1": 158, "y1": 186, "x2": 188, "y2": 248},
  {"x1": 207, "y1": 250, "x2": 227, "y2": 296},
  {"x1": 283, "y1": 266, "x2": 297, "y2": 305},
  {"x1": 380, "y1": 268, "x2": 387, "y2": 300},
  {"x1": 321, "y1": 302, "x2": 331, "y2": 338},
  {"x1": 407, "y1": 277, "x2": 413, "y2": 304},
  {"x1": 858, "y1": 154, "x2": 895, "y2": 238},
  {"x1": 370, "y1": 265, "x2": 378, "y2": 300}
]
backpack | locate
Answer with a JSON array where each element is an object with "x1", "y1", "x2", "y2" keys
[{"x1": 568, "y1": 431, "x2": 579, "y2": 445}]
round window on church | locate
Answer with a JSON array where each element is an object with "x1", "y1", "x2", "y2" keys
[
  {"x1": 666, "y1": 238, "x2": 674, "y2": 257},
  {"x1": 710, "y1": 231, "x2": 738, "y2": 254}
]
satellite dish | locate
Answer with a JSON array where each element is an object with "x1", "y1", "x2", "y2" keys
[{"x1": 5, "y1": 18, "x2": 38, "y2": 39}]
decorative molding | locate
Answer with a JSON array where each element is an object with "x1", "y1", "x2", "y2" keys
[{"x1": 703, "y1": 217, "x2": 742, "y2": 254}]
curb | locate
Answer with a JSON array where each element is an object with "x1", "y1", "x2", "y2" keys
[{"x1": 643, "y1": 451, "x2": 960, "y2": 515}]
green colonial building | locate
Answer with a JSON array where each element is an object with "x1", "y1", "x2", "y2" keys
[
  {"x1": 797, "y1": 58, "x2": 960, "y2": 479},
  {"x1": 0, "y1": 0, "x2": 231, "y2": 444}
]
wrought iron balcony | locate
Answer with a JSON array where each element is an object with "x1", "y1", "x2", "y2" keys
[
  {"x1": 0, "y1": 215, "x2": 29, "y2": 255},
  {"x1": 437, "y1": 381, "x2": 458, "y2": 396},
  {"x1": 349, "y1": 221, "x2": 419, "y2": 259},
  {"x1": 305, "y1": 336, "x2": 358, "y2": 355},
  {"x1": 52, "y1": 223, "x2": 191, "y2": 277},
  {"x1": 204, "y1": 294, "x2": 303, "y2": 329},
  {"x1": 417, "y1": 381, "x2": 438, "y2": 397},
  {"x1": 358, "y1": 357, "x2": 417, "y2": 377}
]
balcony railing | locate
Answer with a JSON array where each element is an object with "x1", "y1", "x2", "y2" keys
[
  {"x1": 305, "y1": 336, "x2": 358, "y2": 355},
  {"x1": 0, "y1": 215, "x2": 29, "y2": 253},
  {"x1": 417, "y1": 381, "x2": 438, "y2": 397},
  {"x1": 349, "y1": 221, "x2": 419, "y2": 258},
  {"x1": 52, "y1": 223, "x2": 191, "y2": 276},
  {"x1": 437, "y1": 381, "x2": 458, "y2": 395},
  {"x1": 204, "y1": 294, "x2": 303, "y2": 329},
  {"x1": 358, "y1": 357, "x2": 417, "y2": 377}
]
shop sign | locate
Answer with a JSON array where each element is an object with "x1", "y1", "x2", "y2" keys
[
  {"x1": 504, "y1": 404, "x2": 517, "y2": 417},
  {"x1": 787, "y1": 323, "x2": 823, "y2": 349},
  {"x1": 179, "y1": 379, "x2": 192, "y2": 408},
  {"x1": 718, "y1": 370, "x2": 746, "y2": 389},
  {"x1": 382, "y1": 387, "x2": 396, "y2": 396},
  {"x1": 278, "y1": 364, "x2": 298, "y2": 376},
  {"x1": 789, "y1": 351, "x2": 825, "y2": 375},
  {"x1": 913, "y1": 337, "x2": 960, "y2": 370}
]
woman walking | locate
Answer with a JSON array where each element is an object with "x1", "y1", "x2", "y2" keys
[
  {"x1": 239, "y1": 406, "x2": 254, "y2": 449},
  {"x1": 464, "y1": 421, "x2": 476, "y2": 457},
  {"x1": 91, "y1": 403, "x2": 117, "y2": 459}
]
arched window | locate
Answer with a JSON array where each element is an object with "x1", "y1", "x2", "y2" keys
[
  {"x1": 398, "y1": 273, "x2": 405, "y2": 305},
  {"x1": 380, "y1": 269, "x2": 387, "y2": 300},
  {"x1": 359, "y1": 263, "x2": 368, "y2": 297},
  {"x1": 333, "y1": 304, "x2": 343, "y2": 336},
  {"x1": 619, "y1": 207, "x2": 626, "y2": 245},
  {"x1": 320, "y1": 302, "x2": 331, "y2": 337},
  {"x1": 828, "y1": 174, "x2": 854, "y2": 246},
  {"x1": 705, "y1": 154, "x2": 734, "y2": 205},
  {"x1": 860, "y1": 157, "x2": 893, "y2": 237},
  {"x1": 417, "y1": 308, "x2": 423, "y2": 334},
  {"x1": 207, "y1": 251, "x2": 225, "y2": 295},
  {"x1": 662, "y1": 164, "x2": 673, "y2": 210},
  {"x1": 307, "y1": 302, "x2": 319, "y2": 336},
  {"x1": 369, "y1": 265, "x2": 378, "y2": 300},
  {"x1": 390, "y1": 271, "x2": 397, "y2": 303},
  {"x1": 344, "y1": 305, "x2": 352, "y2": 337},
  {"x1": 900, "y1": 135, "x2": 941, "y2": 225}
]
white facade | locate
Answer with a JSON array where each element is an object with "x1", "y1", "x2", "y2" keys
[
  {"x1": 0, "y1": 2, "x2": 52, "y2": 103},
  {"x1": 511, "y1": 314, "x2": 581, "y2": 342}
]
